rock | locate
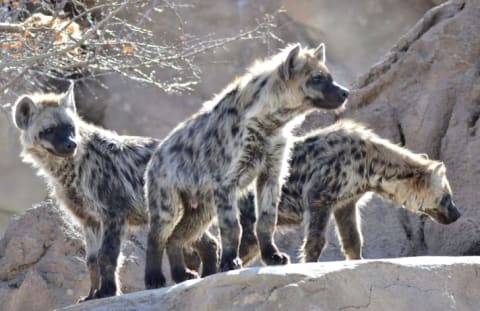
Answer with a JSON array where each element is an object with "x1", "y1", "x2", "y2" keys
[
  {"x1": 0, "y1": 201, "x2": 88, "y2": 311},
  {"x1": 337, "y1": 0, "x2": 480, "y2": 257},
  {"x1": 59, "y1": 257, "x2": 480, "y2": 311}
]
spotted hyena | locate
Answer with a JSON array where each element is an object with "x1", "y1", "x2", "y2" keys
[
  {"x1": 11, "y1": 83, "x2": 219, "y2": 301},
  {"x1": 238, "y1": 120, "x2": 461, "y2": 264},
  {"x1": 144, "y1": 43, "x2": 350, "y2": 288}
]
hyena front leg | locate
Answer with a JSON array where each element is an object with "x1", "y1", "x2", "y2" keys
[
  {"x1": 301, "y1": 200, "x2": 333, "y2": 262},
  {"x1": 333, "y1": 199, "x2": 363, "y2": 260},
  {"x1": 256, "y1": 174, "x2": 290, "y2": 265},
  {"x1": 144, "y1": 183, "x2": 182, "y2": 289},
  {"x1": 93, "y1": 216, "x2": 127, "y2": 299},
  {"x1": 213, "y1": 187, "x2": 242, "y2": 272},
  {"x1": 77, "y1": 220, "x2": 102, "y2": 303}
]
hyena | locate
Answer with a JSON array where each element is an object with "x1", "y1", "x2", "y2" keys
[
  {"x1": 238, "y1": 120, "x2": 461, "y2": 264},
  {"x1": 11, "y1": 84, "x2": 219, "y2": 301},
  {"x1": 144, "y1": 43, "x2": 350, "y2": 288}
]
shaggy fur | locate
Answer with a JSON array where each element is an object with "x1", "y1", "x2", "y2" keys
[
  {"x1": 144, "y1": 43, "x2": 350, "y2": 288},
  {"x1": 238, "y1": 120, "x2": 461, "y2": 264},
  {"x1": 12, "y1": 85, "x2": 219, "y2": 301}
]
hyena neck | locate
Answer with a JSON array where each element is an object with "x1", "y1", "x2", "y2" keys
[
  {"x1": 25, "y1": 146, "x2": 77, "y2": 185},
  {"x1": 366, "y1": 138, "x2": 430, "y2": 199}
]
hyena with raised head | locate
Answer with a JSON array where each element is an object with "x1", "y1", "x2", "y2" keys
[
  {"x1": 238, "y1": 120, "x2": 461, "y2": 264},
  {"x1": 144, "y1": 43, "x2": 350, "y2": 288},
  {"x1": 12, "y1": 84, "x2": 219, "y2": 301}
]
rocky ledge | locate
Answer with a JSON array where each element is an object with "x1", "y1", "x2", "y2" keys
[{"x1": 60, "y1": 257, "x2": 480, "y2": 311}]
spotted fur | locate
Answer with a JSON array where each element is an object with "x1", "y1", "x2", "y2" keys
[
  {"x1": 12, "y1": 84, "x2": 219, "y2": 301},
  {"x1": 144, "y1": 43, "x2": 350, "y2": 288},
  {"x1": 238, "y1": 120, "x2": 461, "y2": 264}
]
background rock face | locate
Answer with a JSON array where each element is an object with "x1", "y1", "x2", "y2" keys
[
  {"x1": 0, "y1": 0, "x2": 435, "y2": 234},
  {"x1": 340, "y1": 0, "x2": 480, "y2": 257}
]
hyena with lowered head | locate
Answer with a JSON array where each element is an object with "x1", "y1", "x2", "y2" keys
[
  {"x1": 11, "y1": 84, "x2": 219, "y2": 301},
  {"x1": 238, "y1": 120, "x2": 461, "y2": 264},
  {"x1": 144, "y1": 43, "x2": 350, "y2": 288}
]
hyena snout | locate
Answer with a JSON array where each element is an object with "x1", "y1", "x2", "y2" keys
[
  {"x1": 43, "y1": 125, "x2": 77, "y2": 157},
  {"x1": 444, "y1": 201, "x2": 461, "y2": 224},
  {"x1": 319, "y1": 81, "x2": 350, "y2": 109},
  {"x1": 427, "y1": 200, "x2": 461, "y2": 225},
  {"x1": 334, "y1": 82, "x2": 350, "y2": 101}
]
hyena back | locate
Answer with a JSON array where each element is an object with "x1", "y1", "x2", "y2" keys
[
  {"x1": 12, "y1": 84, "x2": 219, "y2": 301},
  {"x1": 144, "y1": 43, "x2": 349, "y2": 288},
  {"x1": 239, "y1": 120, "x2": 461, "y2": 264}
]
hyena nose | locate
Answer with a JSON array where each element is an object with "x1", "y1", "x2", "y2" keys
[
  {"x1": 339, "y1": 88, "x2": 350, "y2": 100},
  {"x1": 333, "y1": 81, "x2": 350, "y2": 100},
  {"x1": 65, "y1": 140, "x2": 77, "y2": 151}
]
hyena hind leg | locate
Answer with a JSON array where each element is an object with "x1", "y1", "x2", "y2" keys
[
  {"x1": 191, "y1": 230, "x2": 220, "y2": 277},
  {"x1": 333, "y1": 200, "x2": 363, "y2": 260},
  {"x1": 301, "y1": 201, "x2": 333, "y2": 262},
  {"x1": 77, "y1": 221, "x2": 102, "y2": 303},
  {"x1": 167, "y1": 203, "x2": 216, "y2": 283},
  {"x1": 145, "y1": 181, "x2": 183, "y2": 289}
]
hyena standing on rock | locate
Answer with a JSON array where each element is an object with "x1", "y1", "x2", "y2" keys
[
  {"x1": 238, "y1": 120, "x2": 461, "y2": 264},
  {"x1": 11, "y1": 84, "x2": 219, "y2": 301},
  {"x1": 144, "y1": 43, "x2": 350, "y2": 288}
]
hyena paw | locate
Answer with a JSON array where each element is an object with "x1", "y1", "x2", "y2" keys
[
  {"x1": 172, "y1": 268, "x2": 200, "y2": 284},
  {"x1": 145, "y1": 272, "x2": 166, "y2": 289},
  {"x1": 263, "y1": 251, "x2": 290, "y2": 266},
  {"x1": 77, "y1": 294, "x2": 94, "y2": 303},
  {"x1": 220, "y1": 256, "x2": 242, "y2": 272},
  {"x1": 91, "y1": 285, "x2": 116, "y2": 299}
]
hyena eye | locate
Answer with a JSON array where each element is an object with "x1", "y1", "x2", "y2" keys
[
  {"x1": 44, "y1": 127, "x2": 54, "y2": 135},
  {"x1": 311, "y1": 75, "x2": 326, "y2": 84}
]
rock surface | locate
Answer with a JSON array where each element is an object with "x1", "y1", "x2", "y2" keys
[
  {"x1": 0, "y1": 202, "x2": 88, "y2": 311},
  {"x1": 337, "y1": 0, "x2": 480, "y2": 257},
  {"x1": 60, "y1": 257, "x2": 480, "y2": 311}
]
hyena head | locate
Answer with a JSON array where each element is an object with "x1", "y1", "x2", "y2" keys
[
  {"x1": 273, "y1": 43, "x2": 349, "y2": 111},
  {"x1": 396, "y1": 162, "x2": 461, "y2": 225},
  {"x1": 12, "y1": 83, "x2": 78, "y2": 157}
]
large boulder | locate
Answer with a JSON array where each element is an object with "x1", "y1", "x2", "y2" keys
[
  {"x1": 0, "y1": 202, "x2": 88, "y2": 311},
  {"x1": 60, "y1": 257, "x2": 480, "y2": 311},
  {"x1": 336, "y1": 0, "x2": 480, "y2": 257}
]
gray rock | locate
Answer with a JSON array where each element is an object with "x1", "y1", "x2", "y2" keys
[{"x1": 59, "y1": 257, "x2": 480, "y2": 311}]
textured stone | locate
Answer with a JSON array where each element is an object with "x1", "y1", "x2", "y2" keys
[
  {"x1": 0, "y1": 202, "x2": 88, "y2": 311},
  {"x1": 59, "y1": 257, "x2": 480, "y2": 311}
]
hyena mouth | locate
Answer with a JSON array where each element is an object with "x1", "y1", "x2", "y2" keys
[
  {"x1": 307, "y1": 97, "x2": 347, "y2": 110},
  {"x1": 425, "y1": 209, "x2": 460, "y2": 225},
  {"x1": 45, "y1": 146, "x2": 76, "y2": 158}
]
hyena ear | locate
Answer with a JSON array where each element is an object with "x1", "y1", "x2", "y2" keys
[
  {"x1": 13, "y1": 95, "x2": 36, "y2": 130},
  {"x1": 313, "y1": 43, "x2": 326, "y2": 63},
  {"x1": 432, "y1": 162, "x2": 446, "y2": 175},
  {"x1": 60, "y1": 81, "x2": 77, "y2": 113},
  {"x1": 282, "y1": 44, "x2": 300, "y2": 81},
  {"x1": 419, "y1": 153, "x2": 430, "y2": 160}
]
